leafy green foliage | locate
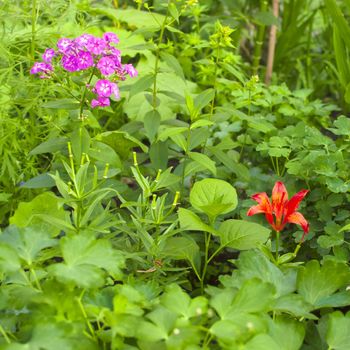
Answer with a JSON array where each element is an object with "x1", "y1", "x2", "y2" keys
[{"x1": 1, "y1": 0, "x2": 350, "y2": 348}]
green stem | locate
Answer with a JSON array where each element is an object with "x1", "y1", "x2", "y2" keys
[
  {"x1": 200, "y1": 231, "x2": 212, "y2": 294},
  {"x1": 252, "y1": 0, "x2": 268, "y2": 75},
  {"x1": 201, "y1": 45, "x2": 221, "y2": 155},
  {"x1": 238, "y1": 89, "x2": 251, "y2": 161},
  {"x1": 77, "y1": 291, "x2": 97, "y2": 341},
  {"x1": 152, "y1": 1, "x2": 171, "y2": 110},
  {"x1": 0, "y1": 324, "x2": 11, "y2": 344},
  {"x1": 275, "y1": 230, "x2": 280, "y2": 261},
  {"x1": 79, "y1": 68, "x2": 96, "y2": 119},
  {"x1": 181, "y1": 124, "x2": 191, "y2": 189},
  {"x1": 31, "y1": 0, "x2": 37, "y2": 59}
]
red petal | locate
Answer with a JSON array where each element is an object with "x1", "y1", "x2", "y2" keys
[
  {"x1": 285, "y1": 189, "x2": 309, "y2": 218},
  {"x1": 247, "y1": 192, "x2": 274, "y2": 226},
  {"x1": 272, "y1": 182, "x2": 288, "y2": 222},
  {"x1": 251, "y1": 192, "x2": 270, "y2": 205},
  {"x1": 286, "y1": 212, "x2": 309, "y2": 234},
  {"x1": 247, "y1": 204, "x2": 265, "y2": 216}
]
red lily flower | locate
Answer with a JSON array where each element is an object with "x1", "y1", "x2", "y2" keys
[{"x1": 247, "y1": 181, "x2": 309, "y2": 238}]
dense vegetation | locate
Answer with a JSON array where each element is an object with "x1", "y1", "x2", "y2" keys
[{"x1": 1, "y1": 0, "x2": 350, "y2": 349}]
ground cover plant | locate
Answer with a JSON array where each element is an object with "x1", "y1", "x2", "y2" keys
[{"x1": 1, "y1": 0, "x2": 350, "y2": 349}]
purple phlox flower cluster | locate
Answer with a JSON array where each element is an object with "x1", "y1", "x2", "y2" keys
[{"x1": 30, "y1": 32, "x2": 138, "y2": 108}]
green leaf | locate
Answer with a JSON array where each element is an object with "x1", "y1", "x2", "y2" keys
[
  {"x1": 326, "y1": 311, "x2": 350, "y2": 350},
  {"x1": 243, "y1": 334, "x2": 280, "y2": 350},
  {"x1": 325, "y1": 0, "x2": 350, "y2": 49},
  {"x1": 255, "y1": 11, "x2": 279, "y2": 26},
  {"x1": 160, "y1": 236, "x2": 199, "y2": 266},
  {"x1": 188, "y1": 152, "x2": 217, "y2": 176},
  {"x1": 229, "y1": 278, "x2": 275, "y2": 315},
  {"x1": 42, "y1": 98, "x2": 80, "y2": 109},
  {"x1": 21, "y1": 173, "x2": 56, "y2": 189},
  {"x1": 29, "y1": 137, "x2": 68, "y2": 155},
  {"x1": 268, "y1": 317, "x2": 305, "y2": 350},
  {"x1": 71, "y1": 126, "x2": 90, "y2": 163},
  {"x1": 217, "y1": 219, "x2": 271, "y2": 250},
  {"x1": 190, "y1": 119, "x2": 214, "y2": 129},
  {"x1": 272, "y1": 294, "x2": 315, "y2": 319},
  {"x1": 144, "y1": 110, "x2": 161, "y2": 142},
  {"x1": 10, "y1": 192, "x2": 67, "y2": 236},
  {"x1": 161, "y1": 52, "x2": 185, "y2": 80},
  {"x1": 297, "y1": 260, "x2": 350, "y2": 307},
  {"x1": 96, "y1": 131, "x2": 148, "y2": 159},
  {"x1": 91, "y1": 8, "x2": 166, "y2": 29},
  {"x1": 157, "y1": 126, "x2": 188, "y2": 142},
  {"x1": 0, "y1": 226, "x2": 57, "y2": 265},
  {"x1": 0, "y1": 243, "x2": 21, "y2": 274},
  {"x1": 49, "y1": 234, "x2": 124, "y2": 288},
  {"x1": 178, "y1": 208, "x2": 217, "y2": 234},
  {"x1": 193, "y1": 89, "x2": 215, "y2": 113},
  {"x1": 88, "y1": 141, "x2": 122, "y2": 169},
  {"x1": 224, "y1": 250, "x2": 297, "y2": 297},
  {"x1": 130, "y1": 74, "x2": 154, "y2": 98},
  {"x1": 190, "y1": 178, "x2": 237, "y2": 219}
]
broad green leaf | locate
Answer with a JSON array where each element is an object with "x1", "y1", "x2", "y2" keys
[
  {"x1": 29, "y1": 137, "x2": 67, "y2": 155},
  {"x1": 42, "y1": 98, "x2": 80, "y2": 109},
  {"x1": 96, "y1": 131, "x2": 148, "y2": 159},
  {"x1": 129, "y1": 74, "x2": 154, "y2": 98},
  {"x1": 71, "y1": 126, "x2": 90, "y2": 163},
  {"x1": 190, "y1": 179, "x2": 237, "y2": 219},
  {"x1": 224, "y1": 250, "x2": 297, "y2": 297},
  {"x1": 88, "y1": 141, "x2": 122, "y2": 169},
  {"x1": 217, "y1": 219, "x2": 270, "y2": 250},
  {"x1": 193, "y1": 89, "x2": 215, "y2": 114},
  {"x1": 268, "y1": 317, "x2": 305, "y2": 350},
  {"x1": 49, "y1": 234, "x2": 124, "y2": 288},
  {"x1": 315, "y1": 291, "x2": 350, "y2": 309},
  {"x1": 21, "y1": 173, "x2": 56, "y2": 189},
  {"x1": 144, "y1": 110, "x2": 161, "y2": 142},
  {"x1": 157, "y1": 126, "x2": 188, "y2": 142},
  {"x1": 160, "y1": 236, "x2": 200, "y2": 267},
  {"x1": 272, "y1": 294, "x2": 315, "y2": 319},
  {"x1": 149, "y1": 141, "x2": 169, "y2": 170},
  {"x1": 0, "y1": 226, "x2": 56, "y2": 266},
  {"x1": 188, "y1": 152, "x2": 217, "y2": 176},
  {"x1": 91, "y1": 8, "x2": 166, "y2": 29},
  {"x1": 243, "y1": 334, "x2": 280, "y2": 350},
  {"x1": 297, "y1": 260, "x2": 350, "y2": 307},
  {"x1": 190, "y1": 119, "x2": 214, "y2": 129},
  {"x1": 0, "y1": 244, "x2": 21, "y2": 274},
  {"x1": 10, "y1": 192, "x2": 67, "y2": 236},
  {"x1": 178, "y1": 208, "x2": 217, "y2": 234},
  {"x1": 326, "y1": 311, "x2": 350, "y2": 350},
  {"x1": 161, "y1": 52, "x2": 185, "y2": 80},
  {"x1": 227, "y1": 278, "x2": 275, "y2": 316},
  {"x1": 3, "y1": 321, "x2": 97, "y2": 350}
]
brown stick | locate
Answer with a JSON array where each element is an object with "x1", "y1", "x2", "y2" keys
[{"x1": 265, "y1": 0, "x2": 279, "y2": 85}]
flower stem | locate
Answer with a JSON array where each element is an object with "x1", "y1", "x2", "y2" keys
[{"x1": 275, "y1": 230, "x2": 280, "y2": 261}]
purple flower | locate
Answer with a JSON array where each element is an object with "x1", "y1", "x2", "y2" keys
[
  {"x1": 123, "y1": 64, "x2": 138, "y2": 78},
  {"x1": 75, "y1": 34, "x2": 94, "y2": 48},
  {"x1": 94, "y1": 79, "x2": 118, "y2": 98},
  {"x1": 61, "y1": 54, "x2": 79, "y2": 72},
  {"x1": 30, "y1": 62, "x2": 53, "y2": 78},
  {"x1": 57, "y1": 38, "x2": 73, "y2": 53},
  {"x1": 97, "y1": 56, "x2": 116, "y2": 76},
  {"x1": 42, "y1": 48, "x2": 56, "y2": 63},
  {"x1": 103, "y1": 32, "x2": 120, "y2": 44},
  {"x1": 77, "y1": 51, "x2": 94, "y2": 70},
  {"x1": 86, "y1": 37, "x2": 107, "y2": 55},
  {"x1": 91, "y1": 97, "x2": 110, "y2": 108}
]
